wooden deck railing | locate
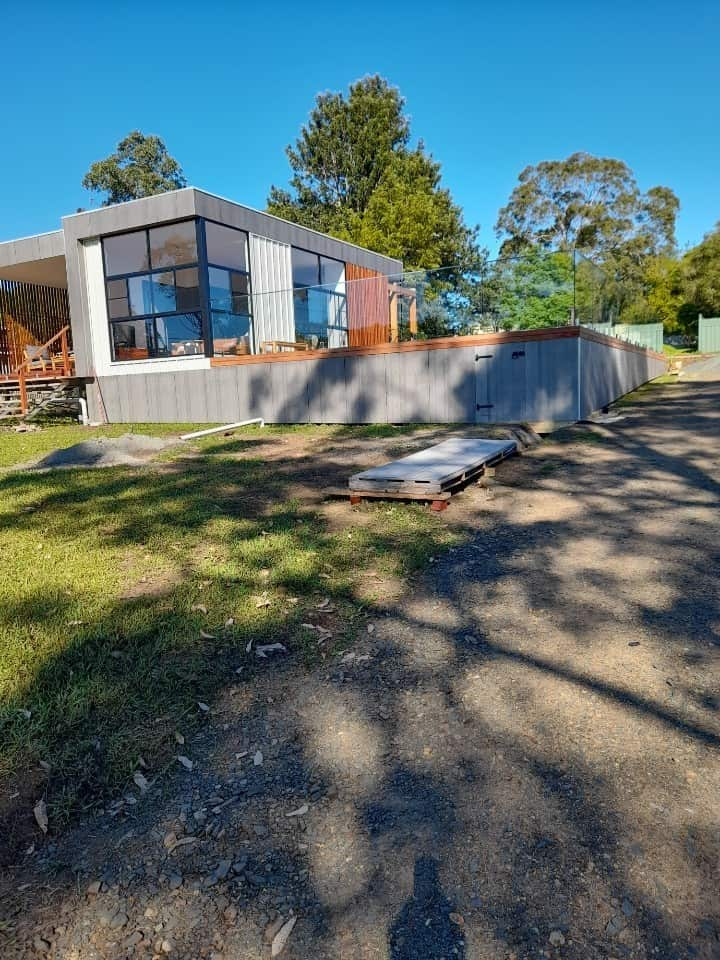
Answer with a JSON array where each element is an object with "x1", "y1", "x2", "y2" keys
[{"x1": 12, "y1": 325, "x2": 73, "y2": 414}]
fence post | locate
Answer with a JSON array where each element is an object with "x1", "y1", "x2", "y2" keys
[
  {"x1": 61, "y1": 327, "x2": 69, "y2": 374},
  {"x1": 18, "y1": 366, "x2": 28, "y2": 415}
]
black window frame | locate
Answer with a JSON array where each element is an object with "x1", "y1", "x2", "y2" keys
[
  {"x1": 204, "y1": 220, "x2": 254, "y2": 356},
  {"x1": 102, "y1": 218, "x2": 208, "y2": 363},
  {"x1": 291, "y1": 246, "x2": 348, "y2": 348}
]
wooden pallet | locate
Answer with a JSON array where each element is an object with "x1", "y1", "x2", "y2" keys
[{"x1": 348, "y1": 437, "x2": 516, "y2": 502}]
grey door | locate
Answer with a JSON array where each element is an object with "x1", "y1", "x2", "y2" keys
[
  {"x1": 474, "y1": 351, "x2": 494, "y2": 423},
  {"x1": 508, "y1": 347, "x2": 527, "y2": 421}
]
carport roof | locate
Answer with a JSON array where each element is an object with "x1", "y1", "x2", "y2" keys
[{"x1": 0, "y1": 229, "x2": 67, "y2": 288}]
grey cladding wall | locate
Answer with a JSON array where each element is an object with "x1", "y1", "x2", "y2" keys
[
  {"x1": 90, "y1": 334, "x2": 590, "y2": 425},
  {"x1": 579, "y1": 337, "x2": 666, "y2": 418}
]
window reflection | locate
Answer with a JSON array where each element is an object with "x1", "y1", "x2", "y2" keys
[
  {"x1": 110, "y1": 319, "x2": 151, "y2": 361},
  {"x1": 127, "y1": 275, "x2": 155, "y2": 317},
  {"x1": 149, "y1": 221, "x2": 197, "y2": 269},
  {"x1": 155, "y1": 313, "x2": 205, "y2": 356},
  {"x1": 103, "y1": 230, "x2": 149, "y2": 275},
  {"x1": 205, "y1": 221, "x2": 248, "y2": 272},
  {"x1": 291, "y1": 248, "x2": 347, "y2": 349}
]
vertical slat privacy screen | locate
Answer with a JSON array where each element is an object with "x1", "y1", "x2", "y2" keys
[{"x1": 0, "y1": 280, "x2": 71, "y2": 374}]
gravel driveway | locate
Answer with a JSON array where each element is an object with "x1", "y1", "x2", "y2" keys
[{"x1": 2, "y1": 379, "x2": 718, "y2": 960}]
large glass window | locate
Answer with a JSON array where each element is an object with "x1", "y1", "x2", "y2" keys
[
  {"x1": 104, "y1": 219, "x2": 206, "y2": 362},
  {"x1": 103, "y1": 230, "x2": 149, "y2": 275},
  {"x1": 103, "y1": 218, "x2": 335, "y2": 361},
  {"x1": 205, "y1": 221, "x2": 248, "y2": 273},
  {"x1": 205, "y1": 223, "x2": 252, "y2": 356},
  {"x1": 110, "y1": 319, "x2": 151, "y2": 361},
  {"x1": 291, "y1": 248, "x2": 320, "y2": 288},
  {"x1": 155, "y1": 313, "x2": 205, "y2": 356},
  {"x1": 291, "y1": 248, "x2": 347, "y2": 349},
  {"x1": 149, "y1": 221, "x2": 197, "y2": 269}
]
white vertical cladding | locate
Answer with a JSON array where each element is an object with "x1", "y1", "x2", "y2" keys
[
  {"x1": 249, "y1": 234, "x2": 294, "y2": 348},
  {"x1": 82, "y1": 238, "x2": 113, "y2": 376}
]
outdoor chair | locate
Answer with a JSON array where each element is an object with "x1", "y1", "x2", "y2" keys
[{"x1": 23, "y1": 343, "x2": 75, "y2": 374}]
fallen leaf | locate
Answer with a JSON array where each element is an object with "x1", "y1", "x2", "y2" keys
[
  {"x1": 245, "y1": 640, "x2": 254, "y2": 653},
  {"x1": 174, "y1": 731, "x2": 185, "y2": 745},
  {"x1": 367, "y1": 624, "x2": 375, "y2": 634},
  {"x1": 133, "y1": 771, "x2": 150, "y2": 794},
  {"x1": 177, "y1": 755, "x2": 194, "y2": 770},
  {"x1": 255, "y1": 594, "x2": 271, "y2": 608},
  {"x1": 191, "y1": 603, "x2": 208, "y2": 614},
  {"x1": 197, "y1": 702, "x2": 210, "y2": 712},
  {"x1": 225, "y1": 617, "x2": 235, "y2": 628},
  {"x1": 449, "y1": 912, "x2": 464, "y2": 926},
  {"x1": 163, "y1": 832, "x2": 198, "y2": 854},
  {"x1": 286, "y1": 804, "x2": 309, "y2": 818},
  {"x1": 271, "y1": 916, "x2": 297, "y2": 957},
  {"x1": 301, "y1": 623, "x2": 317, "y2": 631},
  {"x1": 253, "y1": 750, "x2": 264, "y2": 766},
  {"x1": 18, "y1": 708, "x2": 32, "y2": 720},
  {"x1": 317, "y1": 598, "x2": 331, "y2": 609},
  {"x1": 256, "y1": 643, "x2": 288, "y2": 658},
  {"x1": 172, "y1": 835, "x2": 197, "y2": 850},
  {"x1": 38, "y1": 760, "x2": 51, "y2": 774},
  {"x1": 199, "y1": 630, "x2": 216, "y2": 640},
  {"x1": 68, "y1": 620, "x2": 84, "y2": 626},
  {"x1": 33, "y1": 799, "x2": 48, "y2": 834}
]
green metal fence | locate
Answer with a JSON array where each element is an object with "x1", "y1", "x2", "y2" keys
[
  {"x1": 612, "y1": 323, "x2": 664, "y2": 353},
  {"x1": 698, "y1": 316, "x2": 720, "y2": 353},
  {"x1": 583, "y1": 322, "x2": 663, "y2": 353}
]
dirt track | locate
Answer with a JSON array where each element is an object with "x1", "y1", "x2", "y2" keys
[{"x1": 2, "y1": 379, "x2": 719, "y2": 959}]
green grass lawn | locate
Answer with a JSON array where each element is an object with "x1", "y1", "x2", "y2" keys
[
  {"x1": 0, "y1": 421, "x2": 461, "y2": 829},
  {"x1": 662, "y1": 343, "x2": 696, "y2": 356}
]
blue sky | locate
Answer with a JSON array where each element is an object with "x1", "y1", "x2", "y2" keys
[{"x1": 2, "y1": 1, "x2": 718, "y2": 255}]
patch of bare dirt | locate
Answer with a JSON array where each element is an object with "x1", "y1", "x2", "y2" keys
[{"x1": 2, "y1": 386, "x2": 719, "y2": 959}]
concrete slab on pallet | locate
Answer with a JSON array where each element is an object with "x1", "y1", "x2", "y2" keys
[{"x1": 349, "y1": 437, "x2": 517, "y2": 494}]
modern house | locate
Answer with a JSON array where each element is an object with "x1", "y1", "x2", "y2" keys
[{"x1": 0, "y1": 188, "x2": 666, "y2": 425}]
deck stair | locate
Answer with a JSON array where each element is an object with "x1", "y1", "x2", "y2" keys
[
  {"x1": 0, "y1": 324, "x2": 80, "y2": 421},
  {"x1": 0, "y1": 378, "x2": 82, "y2": 421}
]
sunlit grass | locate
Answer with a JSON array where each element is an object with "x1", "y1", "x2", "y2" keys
[{"x1": 0, "y1": 424, "x2": 462, "y2": 827}]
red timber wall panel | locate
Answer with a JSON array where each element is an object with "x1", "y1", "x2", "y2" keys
[{"x1": 345, "y1": 263, "x2": 390, "y2": 348}]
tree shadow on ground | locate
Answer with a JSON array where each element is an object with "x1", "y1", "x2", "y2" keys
[{"x1": 0, "y1": 381, "x2": 719, "y2": 959}]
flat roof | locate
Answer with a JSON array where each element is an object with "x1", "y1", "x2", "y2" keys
[
  {"x1": 0, "y1": 230, "x2": 67, "y2": 288},
  {"x1": 0, "y1": 186, "x2": 402, "y2": 285},
  {"x1": 61, "y1": 187, "x2": 396, "y2": 264}
]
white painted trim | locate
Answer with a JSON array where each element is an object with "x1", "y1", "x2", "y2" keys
[{"x1": 105, "y1": 356, "x2": 211, "y2": 375}]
